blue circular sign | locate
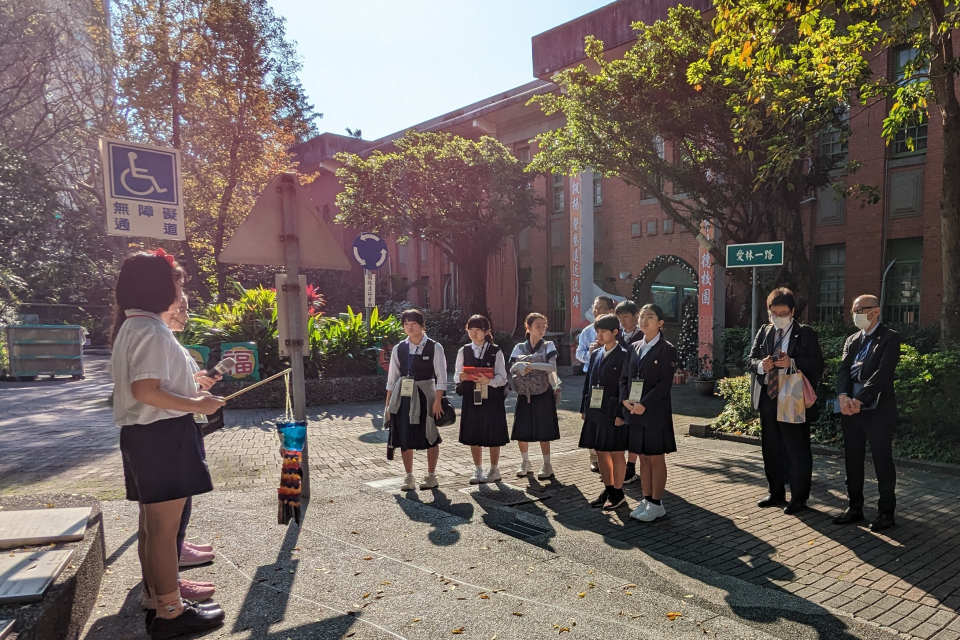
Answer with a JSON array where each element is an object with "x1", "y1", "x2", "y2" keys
[{"x1": 351, "y1": 233, "x2": 388, "y2": 269}]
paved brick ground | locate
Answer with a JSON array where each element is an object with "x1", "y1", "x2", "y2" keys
[{"x1": 2, "y1": 357, "x2": 959, "y2": 638}]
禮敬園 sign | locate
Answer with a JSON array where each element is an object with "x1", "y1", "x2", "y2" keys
[
  {"x1": 725, "y1": 241, "x2": 784, "y2": 268},
  {"x1": 99, "y1": 138, "x2": 184, "y2": 240}
]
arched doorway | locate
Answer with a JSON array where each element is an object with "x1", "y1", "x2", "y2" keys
[{"x1": 631, "y1": 255, "x2": 698, "y2": 350}]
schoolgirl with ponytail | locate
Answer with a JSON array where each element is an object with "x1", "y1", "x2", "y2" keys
[
  {"x1": 509, "y1": 312, "x2": 562, "y2": 480},
  {"x1": 454, "y1": 315, "x2": 509, "y2": 483}
]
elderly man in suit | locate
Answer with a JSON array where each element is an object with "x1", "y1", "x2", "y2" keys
[
  {"x1": 748, "y1": 287, "x2": 824, "y2": 515},
  {"x1": 834, "y1": 295, "x2": 901, "y2": 532}
]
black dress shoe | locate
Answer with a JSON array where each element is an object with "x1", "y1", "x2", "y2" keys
[
  {"x1": 590, "y1": 462, "x2": 600, "y2": 473},
  {"x1": 870, "y1": 513, "x2": 896, "y2": 532},
  {"x1": 757, "y1": 494, "x2": 786, "y2": 508},
  {"x1": 783, "y1": 501, "x2": 808, "y2": 515},
  {"x1": 148, "y1": 602, "x2": 225, "y2": 640},
  {"x1": 589, "y1": 489, "x2": 609, "y2": 508},
  {"x1": 146, "y1": 601, "x2": 223, "y2": 627},
  {"x1": 833, "y1": 508, "x2": 865, "y2": 525}
]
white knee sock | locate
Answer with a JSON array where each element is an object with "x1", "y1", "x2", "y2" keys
[
  {"x1": 475, "y1": 465, "x2": 483, "y2": 474},
  {"x1": 543, "y1": 454, "x2": 552, "y2": 465},
  {"x1": 521, "y1": 451, "x2": 530, "y2": 464}
]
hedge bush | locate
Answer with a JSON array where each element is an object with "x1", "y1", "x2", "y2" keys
[{"x1": 714, "y1": 343, "x2": 960, "y2": 465}]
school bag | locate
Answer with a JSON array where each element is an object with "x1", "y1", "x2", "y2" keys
[{"x1": 511, "y1": 341, "x2": 552, "y2": 401}]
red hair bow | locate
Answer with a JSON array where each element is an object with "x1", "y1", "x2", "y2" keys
[{"x1": 152, "y1": 248, "x2": 175, "y2": 267}]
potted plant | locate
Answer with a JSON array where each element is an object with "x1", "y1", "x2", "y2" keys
[{"x1": 694, "y1": 355, "x2": 717, "y2": 396}]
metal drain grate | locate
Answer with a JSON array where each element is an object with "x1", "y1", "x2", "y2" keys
[{"x1": 490, "y1": 519, "x2": 552, "y2": 540}]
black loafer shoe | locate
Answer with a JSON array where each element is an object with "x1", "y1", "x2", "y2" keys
[
  {"x1": 590, "y1": 462, "x2": 600, "y2": 473},
  {"x1": 870, "y1": 513, "x2": 896, "y2": 532},
  {"x1": 148, "y1": 602, "x2": 225, "y2": 640},
  {"x1": 783, "y1": 501, "x2": 808, "y2": 515},
  {"x1": 833, "y1": 508, "x2": 865, "y2": 525},
  {"x1": 145, "y1": 601, "x2": 223, "y2": 627},
  {"x1": 589, "y1": 489, "x2": 609, "y2": 508},
  {"x1": 757, "y1": 494, "x2": 786, "y2": 508}
]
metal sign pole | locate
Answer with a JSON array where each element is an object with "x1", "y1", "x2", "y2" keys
[
  {"x1": 365, "y1": 268, "x2": 372, "y2": 329},
  {"x1": 751, "y1": 266, "x2": 757, "y2": 340},
  {"x1": 280, "y1": 173, "x2": 310, "y2": 499}
]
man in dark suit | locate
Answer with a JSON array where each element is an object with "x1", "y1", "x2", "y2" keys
[
  {"x1": 748, "y1": 287, "x2": 824, "y2": 515},
  {"x1": 834, "y1": 294, "x2": 901, "y2": 532}
]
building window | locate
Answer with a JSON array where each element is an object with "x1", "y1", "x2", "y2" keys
[
  {"x1": 422, "y1": 276, "x2": 430, "y2": 309},
  {"x1": 593, "y1": 175, "x2": 602, "y2": 207},
  {"x1": 594, "y1": 262, "x2": 604, "y2": 290},
  {"x1": 885, "y1": 238, "x2": 923, "y2": 324},
  {"x1": 550, "y1": 219, "x2": 564, "y2": 250},
  {"x1": 646, "y1": 220, "x2": 657, "y2": 236},
  {"x1": 553, "y1": 173, "x2": 565, "y2": 212},
  {"x1": 518, "y1": 227, "x2": 531, "y2": 253},
  {"x1": 550, "y1": 265, "x2": 566, "y2": 333},
  {"x1": 890, "y1": 169, "x2": 923, "y2": 218},
  {"x1": 819, "y1": 128, "x2": 848, "y2": 164},
  {"x1": 663, "y1": 218, "x2": 674, "y2": 234},
  {"x1": 817, "y1": 244, "x2": 845, "y2": 322},
  {"x1": 893, "y1": 45, "x2": 921, "y2": 83},
  {"x1": 516, "y1": 146, "x2": 530, "y2": 162},
  {"x1": 817, "y1": 185, "x2": 847, "y2": 225},
  {"x1": 893, "y1": 119, "x2": 928, "y2": 156},
  {"x1": 631, "y1": 222, "x2": 641, "y2": 237},
  {"x1": 594, "y1": 215, "x2": 603, "y2": 249},
  {"x1": 420, "y1": 240, "x2": 428, "y2": 263},
  {"x1": 519, "y1": 268, "x2": 533, "y2": 313}
]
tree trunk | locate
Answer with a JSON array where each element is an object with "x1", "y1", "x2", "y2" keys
[
  {"x1": 212, "y1": 131, "x2": 242, "y2": 302},
  {"x1": 928, "y1": 11, "x2": 960, "y2": 348},
  {"x1": 180, "y1": 237, "x2": 212, "y2": 303},
  {"x1": 456, "y1": 251, "x2": 489, "y2": 316}
]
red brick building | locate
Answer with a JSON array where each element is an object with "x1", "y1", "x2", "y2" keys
[{"x1": 292, "y1": 0, "x2": 946, "y2": 365}]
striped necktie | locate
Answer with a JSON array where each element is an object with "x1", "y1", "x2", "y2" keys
[{"x1": 766, "y1": 329, "x2": 783, "y2": 399}]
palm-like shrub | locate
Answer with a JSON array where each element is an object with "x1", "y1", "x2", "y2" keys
[{"x1": 307, "y1": 306, "x2": 404, "y2": 377}]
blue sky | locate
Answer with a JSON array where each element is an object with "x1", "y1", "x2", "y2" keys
[{"x1": 268, "y1": 0, "x2": 611, "y2": 141}]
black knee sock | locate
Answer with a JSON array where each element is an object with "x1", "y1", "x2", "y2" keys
[
  {"x1": 626, "y1": 462, "x2": 635, "y2": 475},
  {"x1": 644, "y1": 495, "x2": 652, "y2": 502}
]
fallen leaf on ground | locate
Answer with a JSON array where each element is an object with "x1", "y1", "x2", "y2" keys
[
  {"x1": 351, "y1": 531, "x2": 358, "y2": 535},
  {"x1": 362, "y1": 593, "x2": 370, "y2": 598},
  {"x1": 626, "y1": 583, "x2": 636, "y2": 588},
  {"x1": 412, "y1": 618, "x2": 421, "y2": 623},
  {"x1": 625, "y1": 591, "x2": 634, "y2": 596},
  {"x1": 578, "y1": 592, "x2": 586, "y2": 598},
  {"x1": 512, "y1": 612, "x2": 523, "y2": 617},
  {"x1": 363, "y1": 556, "x2": 373, "y2": 560},
  {"x1": 683, "y1": 594, "x2": 694, "y2": 598},
  {"x1": 559, "y1": 627, "x2": 571, "y2": 634},
  {"x1": 452, "y1": 627, "x2": 464, "y2": 634},
  {"x1": 479, "y1": 594, "x2": 490, "y2": 599},
  {"x1": 380, "y1": 581, "x2": 391, "y2": 585},
  {"x1": 667, "y1": 612, "x2": 683, "y2": 621}
]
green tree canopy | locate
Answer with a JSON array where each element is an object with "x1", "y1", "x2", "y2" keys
[
  {"x1": 335, "y1": 131, "x2": 543, "y2": 315},
  {"x1": 530, "y1": 6, "x2": 857, "y2": 308},
  {"x1": 705, "y1": 0, "x2": 960, "y2": 344}
]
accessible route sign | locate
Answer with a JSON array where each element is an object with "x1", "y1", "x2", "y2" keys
[{"x1": 725, "y1": 241, "x2": 784, "y2": 268}]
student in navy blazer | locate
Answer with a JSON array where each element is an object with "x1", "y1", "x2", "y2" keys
[
  {"x1": 578, "y1": 314, "x2": 630, "y2": 510},
  {"x1": 619, "y1": 303, "x2": 678, "y2": 523}
]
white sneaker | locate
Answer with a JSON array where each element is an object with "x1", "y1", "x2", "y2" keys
[
  {"x1": 400, "y1": 473, "x2": 416, "y2": 491},
  {"x1": 469, "y1": 468, "x2": 485, "y2": 484},
  {"x1": 419, "y1": 474, "x2": 439, "y2": 490},
  {"x1": 537, "y1": 463, "x2": 554, "y2": 480},
  {"x1": 629, "y1": 500, "x2": 649, "y2": 520},
  {"x1": 633, "y1": 502, "x2": 666, "y2": 522},
  {"x1": 516, "y1": 460, "x2": 533, "y2": 477},
  {"x1": 484, "y1": 467, "x2": 502, "y2": 483}
]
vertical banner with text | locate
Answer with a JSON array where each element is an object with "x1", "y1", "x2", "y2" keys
[
  {"x1": 99, "y1": 138, "x2": 185, "y2": 241},
  {"x1": 569, "y1": 174, "x2": 582, "y2": 329},
  {"x1": 698, "y1": 220, "x2": 715, "y2": 373}
]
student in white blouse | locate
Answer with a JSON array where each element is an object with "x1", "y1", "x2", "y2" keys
[
  {"x1": 454, "y1": 315, "x2": 509, "y2": 484},
  {"x1": 111, "y1": 252, "x2": 225, "y2": 637},
  {"x1": 384, "y1": 309, "x2": 447, "y2": 491}
]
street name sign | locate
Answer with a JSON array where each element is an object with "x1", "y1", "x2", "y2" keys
[
  {"x1": 99, "y1": 138, "x2": 184, "y2": 240},
  {"x1": 726, "y1": 241, "x2": 784, "y2": 268}
]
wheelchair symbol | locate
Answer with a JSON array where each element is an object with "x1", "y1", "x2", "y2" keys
[{"x1": 120, "y1": 152, "x2": 169, "y2": 197}]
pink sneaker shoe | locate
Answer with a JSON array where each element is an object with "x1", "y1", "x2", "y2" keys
[
  {"x1": 184, "y1": 540, "x2": 214, "y2": 553},
  {"x1": 179, "y1": 543, "x2": 215, "y2": 567},
  {"x1": 179, "y1": 578, "x2": 215, "y2": 602}
]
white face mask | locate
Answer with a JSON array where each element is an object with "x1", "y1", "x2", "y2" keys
[
  {"x1": 769, "y1": 314, "x2": 792, "y2": 330},
  {"x1": 853, "y1": 313, "x2": 873, "y2": 331}
]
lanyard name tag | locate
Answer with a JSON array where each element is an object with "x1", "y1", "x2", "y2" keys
[
  {"x1": 400, "y1": 377, "x2": 415, "y2": 397},
  {"x1": 193, "y1": 412, "x2": 208, "y2": 424},
  {"x1": 590, "y1": 386, "x2": 604, "y2": 409},
  {"x1": 629, "y1": 378, "x2": 644, "y2": 403}
]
